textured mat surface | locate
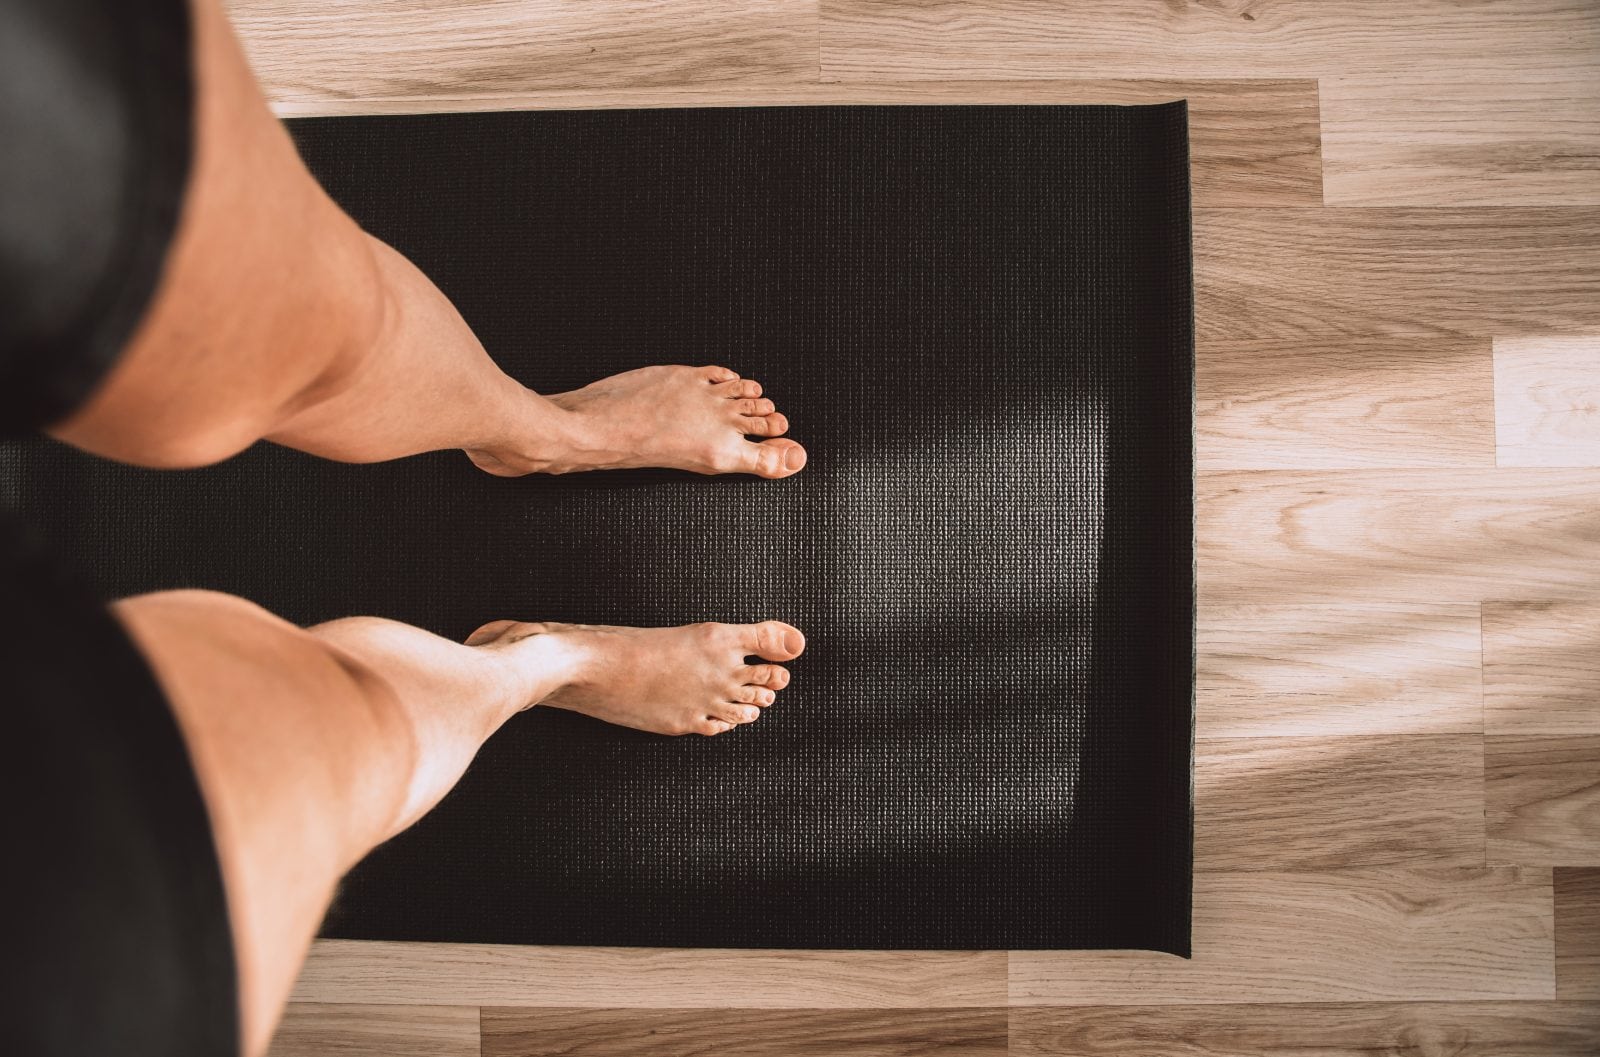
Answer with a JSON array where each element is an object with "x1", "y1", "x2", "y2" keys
[{"x1": 4, "y1": 104, "x2": 1194, "y2": 953}]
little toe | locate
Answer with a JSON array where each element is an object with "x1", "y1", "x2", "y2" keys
[
  {"x1": 702, "y1": 365, "x2": 739, "y2": 383},
  {"x1": 741, "y1": 620, "x2": 806, "y2": 662},
  {"x1": 695, "y1": 718, "x2": 735, "y2": 736},
  {"x1": 742, "y1": 438, "x2": 807, "y2": 478},
  {"x1": 737, "y1": 663, "x2": 790, "y2": 690},
  {"x1": 712, "y1": 701, "x2": 763, "y2": 724},
  {"x1": 738, "y1": 413, "x2": 788, "y2": 437}
]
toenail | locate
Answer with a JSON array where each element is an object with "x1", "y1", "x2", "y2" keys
[
  {"x1": 782, "y1": 628, "x2": 802, "y2": 654},
  {"x1": 759, "y1": 689, "x2": 775, "y2": 705},
  {"x1": 783, "y1": 446, "x2": 805, "y2": 472}
]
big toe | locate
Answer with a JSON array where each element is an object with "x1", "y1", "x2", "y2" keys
[
  {"x1": 741, "y1": 620, "x2": 806, "y2": 661},
  {"x1": 744, "y1": 438, "x2": 807, "y2": 479}
]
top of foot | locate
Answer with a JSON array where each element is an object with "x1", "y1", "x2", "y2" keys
[
  {"x1": 468, "y1": 618, "x2": 806, "y2": 737},
  {"x1": 470, "y1": 364, "x2": 807, "y2": 478}
]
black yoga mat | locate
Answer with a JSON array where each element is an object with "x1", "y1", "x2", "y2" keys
[{"x1": 5, "y1": 103, "x2": 1194, "y2": 953}]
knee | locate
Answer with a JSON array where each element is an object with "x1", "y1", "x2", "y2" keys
[
  {"x1": 113, "y1": 419, "x2": 262, "y2": 469},
  {"x1": 51, "y1": 383, "x2": 277, "y2": 468},
  {"x1": 47, "y1": 214, "x2": 390, "y2": 470}
]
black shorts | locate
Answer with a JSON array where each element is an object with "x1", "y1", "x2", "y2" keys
[
  {"x1": 0, "y1": 0, "x2": 195, "y2": 432},
  {"x1": 0, "y1": 1, "x2": 239, "y2": 1053}
]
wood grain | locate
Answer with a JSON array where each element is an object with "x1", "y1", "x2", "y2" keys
[
  {"x1": 820, "y1": 0, "x2": 1600, "y2": 81},
  {"x1": 1555, "y1": 868, "x2": 1600, "y2": 1000},
  {"x1": 1487, "y1": 736, "x2": 1600, "y2": 866},
  {"x1": 1494, "y1": 336, "x2": 1600, "y2": 467},
  {"x1": 1197, "y1": 338, "x2": 1494, "y2": 470},
  {"x1": 480, "y1": 1007, "x2": 1007, "y2": 1057},
  {"x1": 291, "y1": 942, "x2": 1006, "y2": 1007},
  {"x1": 1322, "y1": 74, "x2": 1600, "y2": 206},
  {"x1": 227, "y1": 0, "x2": 819, "y2": 101},
  {"x1": 1196, "y1": 469, "x2": 1600, "y2": 604},
  {"x1": 266, "y1": 1003, "x2": 479, "y2": 1057},
  {"x1": 267, "y1": 79, "x2": 1323, "y2": 209},
  {"x1": 1484, "y1": 602, "x2": 1600, "y2": 737},
  {"x1": 1198, "y1": 604, "x2": 1483, "y2": 739},
  {"x1": 1196, "y1": 736, "x2": 1485, "y2": 871},
  {"x1": 226, "y1": 2, "x2": 1600, "y2": 1052},
  {"x1": 1195, "y1": 208, "x2": 1600, "y2": 340},
  {"x1": 1008, "y1": 867, "x2": 1553, "y2": 1005},
  {"x1": 1009, "y1": 1001, "x2": 1600, "y2": 1056}
]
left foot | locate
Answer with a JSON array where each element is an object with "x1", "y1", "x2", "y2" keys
[
  {"x1": 467, "y1": 364, "x2": 807, "y2": 479},
  {"x1": 466, "y1": 618, "x2": 805, "y2": 736}
]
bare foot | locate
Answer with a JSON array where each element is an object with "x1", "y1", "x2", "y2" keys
[
  {"x1": 467, "y1": 365, "x2": 807, "y2": 479},
  {"x1": 466, "y1": 618, "x2": 806, "y2": 736}
]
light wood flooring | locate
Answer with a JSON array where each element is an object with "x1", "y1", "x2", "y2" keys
[{"x1": 228, "y1": 2, "x2": 1600, "y2": 1053}]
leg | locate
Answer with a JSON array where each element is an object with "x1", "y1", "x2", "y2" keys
[
  {"x1": 113, "y1": 590, "x2": 804, "y2": 1056},
  {"x1": 48, "y1": 0, "x2": 805, "y2": 478}
]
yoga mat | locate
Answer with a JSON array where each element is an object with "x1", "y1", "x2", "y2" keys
[{"x1": 3, "y1": 103, "x2": 1194, "y2": 953}]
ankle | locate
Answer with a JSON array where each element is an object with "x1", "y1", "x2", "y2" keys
[
  {"x1": 468, "y1": 621, "x2": 591, "y2": 710},
  {"x1": 471, "y1": 390, "x2": 621, "y2": 475}
]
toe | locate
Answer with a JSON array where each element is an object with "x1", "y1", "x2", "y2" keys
[
  {"x1": 702, "y1": 365, "x2": 739, "y2": 383},
  {"x1": 731, "y1": 684, "x2": 777, "y2": 706},
  {"x1": 742, "y1": 620, "x2": 806, "y2": 661},
  {"x1": 712, "y1": 378, "x2": 762, "y2": 398},
  {"x1": 695, "y1": 718, "x2": 734, "y2": 736},
  {"x1": 734, "y1": 397, "x2": 776, "y2": 417},
  {"x1": 738, "y1": 413, "x2": 788, "y2": 437},
  {"x1": 713, "y1": 701, "x2": 763, "y2": 724},
  {"x1": 737, "y1": 663, "x2": 789, "y2": 690},
  {"x1": 742, "y1": 438, "x2": 807, "y2": 478}
]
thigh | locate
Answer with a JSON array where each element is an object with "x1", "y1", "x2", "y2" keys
[
  {"x1": 49, "y1": 0, "x2": 384, "y2": 468},
  {"x1": 114, "y1": 589, "x2": 414, "y2": 1057}
]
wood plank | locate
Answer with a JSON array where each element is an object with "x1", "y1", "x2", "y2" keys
[
  {"x1": 820, "y1": 0, "x2": 1600, "y2": 81},
  {"x1": 1322, "y1": 74, "x2": 1600, "y2": 206},
  {"x1": 1487, "y1": 735, "x2": 1600, "y2": 866},
  {"x1": 1484, "y1": 602, "x2": 1600, "y2": 736},
  {"x1": 1556, "y1": 867, "x2": 1600, "y2": 1000},
  {"x1": 1008, "y1": 867, "x2": 1554, "y2": 1005},
  {"x1": 1196, "y1": 736, "x2": 1484, "y2": 871},
  {"x1": 1194, "y1": 208, "x2": 1600, "y2": 341},
  {"x1": 1197, "y1": 338, "x2": 1494, "y2": 470},
  {"x1": 1010, "y1": 1000, "x2": 1600, "y2": 1056},
  {"x1": 1198, "y1": 604, "x2": 1482, "y2": 739},
  {"x1": 266, "y1": 1003, "x2": 479, "y2": 1057},
  {"x1": 1494, "y1": 336, "x2": 1600, "y2": 467},
  {"x1": 227, "y1": 0, "x2": 819, "y2": 102},
  {"x1": 480, "y1": 1008, "x2": 1006, "y2": 1057},
  {"x1": 1196, "y1": 469, "x2": 1600, "y2": 604},
  {"x1": 268, "y1": 80, "x2": 1322, "y2": 209},
  {"x1": 291, "y1": 942, "x2": 1006, "y2": 1007}
]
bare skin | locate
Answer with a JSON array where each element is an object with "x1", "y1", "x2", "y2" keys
[
  {"x1": 48, "y1": 2, "x2": 807, "y2": 483},
  {"x1": 466, "y1": 617, "x2": 803, "y2": 735},
  {"x1": 30, "y1": 1, "x2": 811, "y2": 1053},
  {"x1": 465, "y1": 364, "x2": 807, "y2": 478},
  {"x1": 124, "y1": 593, "x2": 807, "y2": 1056}
]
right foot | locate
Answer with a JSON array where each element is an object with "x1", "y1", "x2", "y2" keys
[{"x1": 467, "y1": 618, "x2": 806, "y2": 736}]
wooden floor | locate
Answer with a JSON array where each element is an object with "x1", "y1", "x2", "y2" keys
[{"x1": 231, "y1": 2, "x2": 1600, "y2": 1054}]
